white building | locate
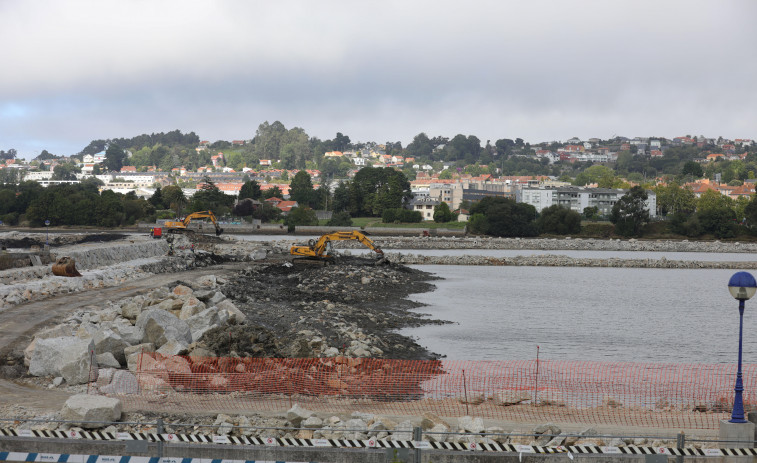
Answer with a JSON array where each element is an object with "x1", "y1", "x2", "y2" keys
[
  {"x1": 23, "y1": 171, "x2": 54, "y2": 181},
  {"x1": 517, "y1": 186, "x2": 657, "y2": 218}
]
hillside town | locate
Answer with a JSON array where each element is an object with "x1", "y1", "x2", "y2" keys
[{"x1": 1, "y1": 134, "x2": 754, "y2": 221}]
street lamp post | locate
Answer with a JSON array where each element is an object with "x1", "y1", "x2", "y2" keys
[
  {"x1": 727, "y1": 271, "x2": 757, "y2": 423},
  {"x1": 44, "y1": 219, "x2": 50, "y2": 246}
]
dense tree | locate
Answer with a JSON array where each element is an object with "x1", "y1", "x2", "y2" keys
[
  {"x1": 103, "y1": 144, "x2": 127, "y2": 172},
  {"x1": 22, "y1": 183, "x2": 153, "y2": 227},
  {"x1": 441, "y1": 134, "x2": 481, "y2": 164},
  {"x1": 681, "y1": 160, "x2": 704, "y2": 178},
  {"x1": 51, "y1": 163, "x2": 81, "y2": 180},
  {"x1": 468, "y1": 213, "x2": 489, "y2": 235},
  {"x1": 252, "y1": 201, "x2": 281, "y2": 222},
  {"x1": 0, "y1": 167, "x2": 21, "y2": 184},
  {"x1": 743, "y1": 195, "x2": 757, "y2": 228},
  {"x1": 382, "y1": 208, "x2": 422, "y2": 223},
  {"x1": 284, "y1": 207, "x2": 318, "y2": 231},
  {"x1": 326, "y1": 211, "x2": 353, "y2": 226},
  {"x1": 433, "y1": 202, "x2": 454, "y2": 223},
  {"x1": 574, "y1": 165, "x2": 615, "y2": 187},
  {"x1": 161, "y1": 185, "x2": 187, "y2": 215},
  {"x1": 311, "y1": 184, "x2": 330, "y2": 210},
  {"x1": 262, "y1": 185, "x2": 283, "y2": 199},
  {"x1": 405, "y1": 133, "x2": 434, "y2": 159},
  {"x1": 332, "y1": 181, "x2": 350, "y2": 212},
  {"x1": 610, "y1": 186, "x2": 650, "y2": 237},
  {"x1": 332, "y1": 132, "x2": 351, "y2": 152},
  {"x1": 348, "y1": 167, "x2": 411, "y2": 216},
  {"x1": 149, "y1": 186, "x2": 165, "y2": 209},
  {"x1": 232, "y1": 198, "x2": 257, "y2": 217},
  {"x1": 35, "y1": 150, "x2": 58, "y2": 160},
  {"x1": 654, "y1": 183, "x2": 696, "y2": 216},
  {"x1": 583, "y1": 206, "x2": 600, "y2": 220},
  {"x1": 536, "y1": 205, "x2": 582, "y2": 235},
  {"x1": 469, "y1": 197, "x2": 538, "y2": 237},
  {"x1": 187, "y1": 177, "x2": 234, "y2": 215},
  {"x1": 0, "y1": 149, "x2": 18, "y2": 160},
  {"x1": 251, "y1": 121, "x2": 287, "y2": 162},
  {"x1": 697, "y1": 189, "x2": 733, "y2": 213},
  {"x1": 238, "y1": 180, "x2": 262, "y2": 200},
  {"x1": 289, "y1": 171, "x2": 314, "y2": 207}
]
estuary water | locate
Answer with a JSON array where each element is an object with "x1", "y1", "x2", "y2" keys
[{"x1": 401, "y1": 265, "x2": 757, "y2": 364}]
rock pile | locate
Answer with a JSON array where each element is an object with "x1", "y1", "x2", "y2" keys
[
  {"x1": 385, "y1": 253, "x2": 757, "y2": 269},
  {"x1": 318, "y1": 235, "x2": 757, "y2": 254},
  {"x1": 24, "y1": 278, "x2": 246, "y2": 387}
]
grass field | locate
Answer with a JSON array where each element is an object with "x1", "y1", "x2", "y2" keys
[{"x1": 324, "y1": 217, "x2": 468, "y2": 229}]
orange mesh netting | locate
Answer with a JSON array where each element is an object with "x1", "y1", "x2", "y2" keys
[{"x1": 92, "y1": 354, "x2": 756, "y2": 430}]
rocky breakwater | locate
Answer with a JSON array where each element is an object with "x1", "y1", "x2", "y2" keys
[
  {"x1": 387, "y1": 253, "x2": 757, "y2": 269},
  {"x1": 360, "y1": 236, "x2": 757, "y2": 253}
]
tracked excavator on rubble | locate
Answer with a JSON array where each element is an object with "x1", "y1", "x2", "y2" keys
[
  {"x1": 290, "y1": 230, "x2": 386, "y2": 265},
  {"x1": 164, "y1": 211, "x2": 224, "y2": 236}
]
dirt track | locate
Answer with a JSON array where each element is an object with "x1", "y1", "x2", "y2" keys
[{"x1": 0, "y1": 262, "x2": 250, "y2": 414}]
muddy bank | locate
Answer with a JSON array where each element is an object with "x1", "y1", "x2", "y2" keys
[{"x1": 213, "y1": 259, "x2": 446, "y2": 360}]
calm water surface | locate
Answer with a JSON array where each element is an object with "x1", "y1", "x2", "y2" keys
[{"x1": 401, "y1": 265, "x2": 757, "y2": 364}]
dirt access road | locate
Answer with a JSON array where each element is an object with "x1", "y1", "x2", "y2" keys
[{"x1": 0, "y1": 262, "x2": 249, "y2": 413}]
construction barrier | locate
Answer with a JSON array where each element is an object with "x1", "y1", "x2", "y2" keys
[{"x1": 92, "y1": 355, "x2": 757, "y2": 430}]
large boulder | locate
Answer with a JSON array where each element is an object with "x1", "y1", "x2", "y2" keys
[
  {"x1": 125, "y1": 343, "x2": 156, "y2": 371},
  {"x1": 23, "y1": 324, "x2": 76, "y2": 366},
  {"x1": 172, "y1": 284, "x2": 193, "y2": 297},
  {"x1": 215, "y1": 299, "x2": 246, "y2": 324},
  {"x1": 136, "y1": 308, "x2": 192, "y2": 347},
  {"x1": 29, "y1": 337, "x2": 97, "y2": 384},
  {"x1": 120, "y1": 299, "x2": 143, "y2": 320},
  {"x1": 92, "y1": 328, "x2": 128, "y2": 364},
  {"x1": 61, "y1": 394, "x2": 121, "y2": 428},
  {"x1": 157, "y1": 338, "x2": 189, "y2": 356},
  {"x1": 95, "y1": 352, "x2": 121, "y2": 369},
  {"x1": 286, "y1": 404, "x2": 313, "y2": 427},
  {"x1": 151, "y1": 298, "x2": 184, "y2": 312},
  {"x1": 458, "y1": 416, "x2": 485, "y2": 434},
  {"x1": 100, "y1": 370, "x2": 139, "y2": 394},
  {"x1": 185, "y1": 308, "x2": 222, "y2": 341},
  {"x1": 105, "y1": 320, "x2": 144, "y2": 346},
  {"x1": 59, "y1": 339, "x2": 98, "y2": 385},
  {"x1": 179, "y1": 297, "x2": 206, "y2": 320}
]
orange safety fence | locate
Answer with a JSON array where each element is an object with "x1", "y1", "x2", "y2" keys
[{"x1": 90, "y1": 353, "x2": 757, "y2": 430}]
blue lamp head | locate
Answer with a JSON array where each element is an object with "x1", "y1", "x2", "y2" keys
[{"x1": 728, "y1": 271, "x2": 757, "y2": 301}]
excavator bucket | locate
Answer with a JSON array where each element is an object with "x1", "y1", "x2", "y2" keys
[
  {"x1": 52, "y1": 256, "x2": 82, "y2": 277},
  {"x1": 216, "y1": 227, "x2": 224, "y2": 236}
]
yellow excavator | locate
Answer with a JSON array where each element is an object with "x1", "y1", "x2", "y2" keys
[
  {"x1": 164, "y1": 210, "x2": 224, "y2": 236},
  {"x1": 290, "y1": 231, "x2": 386, "y2": 265}
]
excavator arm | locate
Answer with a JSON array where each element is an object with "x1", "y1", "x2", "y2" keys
[{"x1": 290, "y1": 231, "x2": 384, "y2": 262}]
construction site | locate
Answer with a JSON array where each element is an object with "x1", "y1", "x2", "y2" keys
[{"x1": 2, "y1": 229, "x2": 757, "y2": 462}]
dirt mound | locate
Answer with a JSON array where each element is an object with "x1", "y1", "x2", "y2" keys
[
  {"x1": 0, "y1": 236, "x2": 41, "y2": 249},
  {"x1": 200, "y1": 325, "x2": 282, "y2": 357},
  {"x1": 217, "y1": 260, "x2": 447, "y2": 360}
]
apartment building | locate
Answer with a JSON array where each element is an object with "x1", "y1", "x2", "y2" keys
[{"x1": 517, "y1": 186, "x2": 657, "y2": 218}]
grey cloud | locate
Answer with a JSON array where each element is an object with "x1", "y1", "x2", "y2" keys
[{"x1": 1, "y1": 0, "x2": 756, "y2": 158}]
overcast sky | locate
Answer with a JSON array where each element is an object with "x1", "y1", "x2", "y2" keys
[{"x1": 1, "y1": 0, "x2": 755, "y2": 159}]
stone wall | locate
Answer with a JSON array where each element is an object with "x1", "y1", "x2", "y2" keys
[{"x1": 51, "y1": 240, "x2": 169, "y2": 270}]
